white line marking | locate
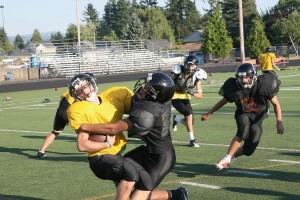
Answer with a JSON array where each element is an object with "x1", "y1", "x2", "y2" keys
[
  {"x1": 269, "y1": 159, "x2": 300, "y2": 164},
  {"x1": 0, "y1": 129, "x2": 299, "y2": 152},
  {"x1": 179, "y1": 181, "x2": 222, "y2": 189},
  {"x1": 227, "y1": 170, "x2": 270, "y2": 177}
]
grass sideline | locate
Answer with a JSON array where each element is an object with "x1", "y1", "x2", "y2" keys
[{"x1": 0, "y1": 67, "x2": 299, "y2": 200}]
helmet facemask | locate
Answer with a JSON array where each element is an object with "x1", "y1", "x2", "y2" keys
[
  {"x1": 70, "y1": 75, "x2": 98, "y2": 102},
  {"x1": 236, "y1": 73, "x2": 257, "y2": 89},
  {"x1": 133, "y1": 74, "x2": 158, "y2": 101},
  {"x1": 184, "y1": 62, "x2": 197, "y2": 74}
]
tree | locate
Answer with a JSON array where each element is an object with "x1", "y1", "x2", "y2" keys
[
  {"x1": 0, "y1": 28, "x2": 13, "y2": 54},
  {"x1": 102, "y1": 30, "x2": 119, "y2": 41},
  {"x1": 165, "y1": 0, "x2": 201, "y2": 42},
  {"x1": 269, "y1": 11, "x2": 300, "y2": 45},
  {"x1": 201, "y1": 5, "x2": 232, "y2": 59},
  {"x1": 221, "y1": 0, "x2": 259, "y2": 48},
  {"x1": 65, "y1": 24, "x2": 78, "y2": 43},
  {"x1": 83, "y1": 3, "x2": 99, "y2": 23},
  {"x1": 245, "y1": 17, "x2": 270, "y2": 57},
  {"x1": 138, "y1": 7, "x2": 175, "y2": 41},
  {"x1": 50, "y1": 32, "x2": 64, "y2": 43},
  {"x1": 140, "y1": 0, "x2": 158, "y2": 8},
  {"x1": 126, "y1": 12, "x2": 146, "y2": 40},
  {"x1": 31, "y1": 29, "x2": 43, "y2": 42},
  {"x1": 14, "y1": 34, "x2": 25, "y2": 49}
]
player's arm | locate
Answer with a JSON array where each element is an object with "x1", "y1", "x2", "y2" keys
[
  {"x1": 76, "y1": 131, "x2": 111, "y2": 152},
  {"x1": 269, "y1": 95, "x2": 284, "y2": 134},
  {"x1": 193, "y1": 81, "x2": 203, "y2": 99},
  {"x1": 201, "y1": 97, "x2": 228, "y2": 121},
  {"x1": 79, "y1": 118, "x2": 133, "y2": 135}
]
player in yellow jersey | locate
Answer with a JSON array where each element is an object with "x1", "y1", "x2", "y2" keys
[
  {"x1": 37, "y1": 89, "x2": 75, "y2": 158},
  {"x1": 259, "y1": 47, "x2": 280, "y2": 76},
  {"x1": 67, "y1": 73, "x2": 153, "y2": 200}
]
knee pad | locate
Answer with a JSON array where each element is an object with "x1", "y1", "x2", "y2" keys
[
  {"x1": 123, "y1": 162, "x2": 140, "y2": 182},
  {"x1": 51, "y1": 130, "x2": 62, "y2": 136},
  {"x1": 243, "y1": 141, "x2": 258, "y2": 156}
]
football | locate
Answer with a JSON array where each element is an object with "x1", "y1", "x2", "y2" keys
[
  {"x1": 55, "y1": 87, "x2": 59, "y2": 91},
  {"x1": 89, "y1": 134, "x2": 106, "y2": 142}
]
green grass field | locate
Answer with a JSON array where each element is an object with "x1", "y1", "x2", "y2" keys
[{"x1": 0, "y1": 67, "x2": 299, "y2": 200}]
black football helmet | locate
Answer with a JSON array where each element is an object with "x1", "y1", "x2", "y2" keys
[
  {"x1": 68, "y1": 73, "x2": 98, "y2": 101},
  {"x1": 133, "y1": 72, "x2": 175, "y2": 104},
  {"x1": 184, "y1": 55, "x2": 198, "y2": 74},
  {"x1": 235, "y1": 63, "x2": 257, "y2": 89}
]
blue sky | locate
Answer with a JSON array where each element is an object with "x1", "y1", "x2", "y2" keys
[{"x1": 2, "y1": 0, "x2": 279, "y2": 37}]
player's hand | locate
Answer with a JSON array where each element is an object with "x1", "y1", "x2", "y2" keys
[
  {"x1": 277, "y1": 121, "x2": 284, "y2": 134},
  {"x1": 106, "y1": 135, "x2": 116, "y2": 145},
  {"x1": 201, "y1": 113, "x2": 211, "y2": 121},
  {"x1": 187, "y1": 88, "x2": 194, "y2": 95}
]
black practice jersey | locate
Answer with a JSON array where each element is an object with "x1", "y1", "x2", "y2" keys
[
  {"x1": 219, "y1": 73, "x2": 280, "y2": 114},
  {"x1": 128, "y1": 100, "x2": 173, "y2": 154}
]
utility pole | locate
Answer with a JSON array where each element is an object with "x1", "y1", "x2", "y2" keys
[
  {"x1": 239, "y1": 0, "x2": 245, "y2": 61},
  {"x1": 76, "y1": 0, "x2": 81, "y2": 53},
  {"x1": 0, "y1": 6, "x2": 4, "y2": 30}
]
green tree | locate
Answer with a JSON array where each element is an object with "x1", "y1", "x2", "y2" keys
[
  {"x1": 31, "y1": 29, "x2": 43, "y2": 42},
  {"x1": 201, "y1": 5, "x2": 232, "y2": 59},
  {"x1": 140, "y1": 0, "x2": 158, "y2": 8},
  {"x1": 50, "y1": 32, "x2": 64, "y2": 43},
  {"x1": 269, "y1": 11, "x2": 300, "y2": 45},
  {"x1": 14, "y1": 34, "x2": 25, "y2": 49},
  {"x1": 65, "y1": 24, "x2": 78, "y2": 43},
  {"x1": 222, "y1": 0, "x2": 259, "y2": 48},
  {"x1": 165, "y1": 0, "x2": 201, "y2": 42},
  {"x1": 81, "y1": 21, "x2": 97, "y2": 42},
  {"x1": 0, "y1": 28, "x2": 13, "y2": 54},
  {"x1": 138, "y1": 7, "x2": 175, "y2": 41},
  {"x1": 126, "y1": 12, "x2": 146, "y2": 40},
  {"x1": 245, "y1": 17, "x2": 270, "y2": 57},
  {"x1": 83, "y1": 3, "x2": 99, "y2": 23},
  {"x1": 102, "y1": 30, "x2": 119, "y2": 41}
]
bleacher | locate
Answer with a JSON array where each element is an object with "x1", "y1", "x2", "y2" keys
[{"x1": 38, "y1": 40, "x2": 168, "y2": 78}]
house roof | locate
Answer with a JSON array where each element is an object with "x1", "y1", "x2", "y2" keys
[
  {"x1": 9, "y1": 49, "x2": 31, "y2": 57},
  {"x1": 182, "y1": 30, "x2": 203, "y2": 43},
  {"x1": 173, "y1": 42, "x2": 202, "y2": 52}
]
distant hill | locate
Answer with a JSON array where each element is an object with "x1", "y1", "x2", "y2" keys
[{"x1": 8, "y1": 32, "x2": 60, "y2": 43}]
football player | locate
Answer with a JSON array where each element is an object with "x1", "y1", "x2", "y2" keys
[
  {"x1": 78, "y1": 72, "x2": 189, "y2": 200},
  {"x1": 201, "y1": 63, "x2": 284, "y2": 170},
  {"x1": 171, "y1": 55, "x2": 207, "y2": 147},
  {"x1": 67, "y1": 73, "x2": 154, "y2": 200}
]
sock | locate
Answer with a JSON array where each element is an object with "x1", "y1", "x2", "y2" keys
[
  {"x1": 174, "y1": 116, "x2": 182, "y2": 123},
  {"x1": 225, "y1": 155, "x2": 232, "y2": 162},
  {"x1": 188, "y1": 132, "x2": 194, "y2": 140}
]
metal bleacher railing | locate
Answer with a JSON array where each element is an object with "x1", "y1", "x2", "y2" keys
[{"x1": 36, "y1": 40, "x2": 169, "y2": 78}]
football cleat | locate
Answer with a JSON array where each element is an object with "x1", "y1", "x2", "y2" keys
[
  {"x1": 36, "y1": 151, "x2": 47, "y2": 158},
  {"x1": 188, "y1": 140, "x2": 199, "y2": 148},
  {"x1": 177, "y1": 187, "x2": 188, "y2": 200},
  {"x1": 172, "y1": 115, "x2": 178, "y2": 131}
]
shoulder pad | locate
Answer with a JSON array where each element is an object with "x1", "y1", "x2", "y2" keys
[
  {"x1": 195, "y1": 68, "x2": 207, "y2": 80},
  {"x1": 171, "y1": 64, "x2": 182, "y2": 74}
]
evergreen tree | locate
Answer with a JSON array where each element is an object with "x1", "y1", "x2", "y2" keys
[
  {"x1": 14, "y1": 34, "x2": 25, "y2": 49},
  {"x1": 104, "y1": 0, "x2": 117, "y2": 31},
  {"x1": 138, "y1": 7, "x2": 175, "y2": 41},
  {"x1": 83, "y1": 3, "x2": 99, "y2": 23},
  {"x1": 114, "y1": 0, "x2": 131, "y2": 39},
  {"x1": 140, "y1": 0, "x2": 158, "y2": 8},
  {"x1": 31, "y1": 29, "x2": 43, "y2": 42},
  {"x1": 221, "y1": 0, "x2": 259, "y2": 48},
  {"x1": 126, "y1": 12, "x2": 146, "y2": 40},
  {"x1": 65, "y1": 24, "x2": 78, "y2": 43},
  {"x1": 165, "y1": 0, "x2": 201, "y2": 42},
  {"x1": 245, "y1": 17, "x2": 270, "y2": 57},
  {"x1": 201, "y1": 5, "x2": 232, "y2": 59},
  {"x1": 0, "y1": 28, "x2": 13, "y2": 54},
  {"x1": 50, "y1": 32, "x2": 64, "y2": 43}
]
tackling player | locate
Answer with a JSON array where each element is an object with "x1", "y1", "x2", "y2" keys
[{"x1": 201, "y1": 63, "x2": 284, "y2": 170}]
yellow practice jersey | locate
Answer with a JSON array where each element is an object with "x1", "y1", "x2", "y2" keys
[
  {"x1": 172, "y1": 92, "x2": 191, "y2": 100},
  {"x1": 61, "y1": 90, "x2": 75, "y2": 105},
  {"x1": 67, "y1": 86, "x2": 133, "y2": 156},
  {"x1": 259, "y1": 52, "x2": 276, "y2": 71}
]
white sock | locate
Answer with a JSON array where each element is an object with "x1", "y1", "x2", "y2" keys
[
  {"x1": 188, "y1": 132, "x2": 194, "y2": 140},
  {"x1": 225, "y1": 155, "x2": 232, "y2": 162},
  {"x1": 174, "y1": 116, "x2": 182, "y2": 123}
]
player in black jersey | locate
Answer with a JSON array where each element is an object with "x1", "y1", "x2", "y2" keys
[
  {"x1": 201, "y1": 63, "x2": 284, "y2": 170},
  {"x1": 79, "y1": 72, "x2": 188, "y2": 200}
]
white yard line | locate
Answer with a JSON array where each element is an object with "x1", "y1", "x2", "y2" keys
[
  {"x1": 227, "y1": 170, "x2": 271, "y2": 177},
  {"x1": 179, "y1": 181, "x2": 222, "y2": 189},
  {"x1": 269, "y1": 159, "x2": 300, "y2": 164},
  {"x1": 1, "y1": 128, "x2": 299, "y2": 152}
]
